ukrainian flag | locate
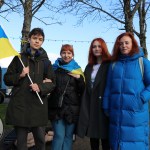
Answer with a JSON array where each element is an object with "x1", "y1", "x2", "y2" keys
[
  {"x1": 0, "y1": 25, "x2": 20, "y2": 59},
  {"x1": 53, "y1": 58, "x2": 85, "y2": 81}
]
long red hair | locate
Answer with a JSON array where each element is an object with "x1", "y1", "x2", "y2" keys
[
  {"x1": 112, "y1": 32, "x2": 139, "y2": 61},
  {"x1": 88, "y1": 38, "x2": 111, "y2": 65}
]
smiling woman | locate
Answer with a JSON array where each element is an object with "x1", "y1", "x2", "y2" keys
[
  {"x1": 48, "y1": 44, "x2": 85, "y2": 150},
  {"x1": 60, "y1": 44, "x2": 74, "y2": 63},
  {"x1": 76, "y1": 37, "x2": 111, "y2": 150},
  {"x1": 103, "y1": 32, "x2": 150, "y2": 150}
]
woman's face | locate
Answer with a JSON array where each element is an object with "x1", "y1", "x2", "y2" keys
[
  {"x1": 60, "y1": 50, "x2": 73, "y2": 63},
  {"x1": 119, "y1": 36, "x2": 132, "y2": 55},
  {"x1": 92, "y1": 40, "x2": 102, "y2": 57}
]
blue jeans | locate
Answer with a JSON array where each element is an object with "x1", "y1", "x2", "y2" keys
[{"x1": 51, "y1": 119, "x2": 75, "y2": 150}]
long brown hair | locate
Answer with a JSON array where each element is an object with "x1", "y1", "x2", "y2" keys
[
  {"x1": 112, "y1": 32, "x2": 139, "y2": 61},
  {"x1": 88, "y1": 38, "x2": 111, "y2": 65}
]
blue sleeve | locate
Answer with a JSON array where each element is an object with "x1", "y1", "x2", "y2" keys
[{"x1": 140, "y1": 58, "x2": 150, "y2": 103}]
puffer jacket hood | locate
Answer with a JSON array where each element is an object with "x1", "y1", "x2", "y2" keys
[{"x1": 119, "y1": 47, "x2": 144, "y2": 61}]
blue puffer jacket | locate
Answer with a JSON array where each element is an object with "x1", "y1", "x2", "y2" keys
[{"x1": 103, "y1": 50, "x2": 150, "y2": 150}]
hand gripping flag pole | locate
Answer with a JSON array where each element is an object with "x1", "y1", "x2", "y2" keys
[
  {"x1": 0, "y1": 25, "x2": 43, "y2": 104},
  {"x1": 18, "y1": 58, "x2": 43, "y2": 104}
]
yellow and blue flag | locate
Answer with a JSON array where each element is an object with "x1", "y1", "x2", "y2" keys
[
  {"x1": 0, "y1": 25, "x2": 20, "y2": 59},
  {"x1": 53, "y1": 58, "x2": 85, "y2": 81}
]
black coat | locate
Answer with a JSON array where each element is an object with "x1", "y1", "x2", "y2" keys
[
  {"x1": 48, "y1": 67, "x2": 85, "y2": 124},
  {"x1": 4, "y1": 47, "x2": 56, "y2": 127},
  {"x1": 77, "y1": 62, "x2": 110, "y2": 139}
]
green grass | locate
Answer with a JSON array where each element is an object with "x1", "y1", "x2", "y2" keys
[
  {"x1": 0, "y1": 104, "x2": 7, "y2": 122},
  {"x1": 0, "y1": 104, "x2": 12, "y2": 129}
]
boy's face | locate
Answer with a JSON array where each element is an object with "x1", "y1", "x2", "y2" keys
[{"x1": 28, "y1": 34, "x2": 44, "y2": 50}]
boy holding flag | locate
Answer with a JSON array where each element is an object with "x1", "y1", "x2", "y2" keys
[{"x1": 4, "y1": 27, "x2": 55, "y2": 150}]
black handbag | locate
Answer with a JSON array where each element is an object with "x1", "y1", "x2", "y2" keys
[{"x1": 58, "y1": 78, "x2": 70, "y2": 108}]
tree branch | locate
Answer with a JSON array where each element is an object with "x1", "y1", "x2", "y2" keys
[
  {"x1": 33, "y1": 15, "x2": 62, "y2": 25},
  {"x1": 79, "y1": 0, "x2": 125, "y2": 24},
  {"x1": 131, "y1": 0, "x2": 143, "y2": 18},
  {"x1": 32, "y1": 0, "x2": 46, "y2": 15}
]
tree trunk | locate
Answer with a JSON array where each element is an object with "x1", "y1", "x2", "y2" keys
[
  {"x1": 0, "y1": 0, "x2": 4, "y2": 8},
  {"x1": 123, "y1": 0, "x2": 134, "y2": 33},
  {"x1": 21, "y1": 0, "x2": 33, "y2": 51},
  {"x1": 138, "y1": 0, "x2": 148, "y2": 57}
]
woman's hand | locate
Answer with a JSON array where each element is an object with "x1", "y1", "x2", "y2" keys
[
  {"x1": 68, "y1": 73, "x2": 80, "y2": 79},
  {"x1": 43, "y1": 78, "x2": 52, "y2": 83}
]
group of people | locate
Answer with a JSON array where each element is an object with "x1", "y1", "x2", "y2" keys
[{"x1": 3, "y1": 27, "x2": 150, "y2": 150}]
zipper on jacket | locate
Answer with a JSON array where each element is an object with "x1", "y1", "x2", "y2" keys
[
  {"x1": 118, "y1": 61, "x2": 125, "y2": 146},
  {"x1": 31, "y1": 59, "x2": 36, "y2": 81}
]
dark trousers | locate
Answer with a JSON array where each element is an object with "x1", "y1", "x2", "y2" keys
[
  {"x1": 14, "y1": 126, "x2": 45, "y2": 150},
  {"x1": 90, "y1": 138, "x2": 110, "y2": 150}
]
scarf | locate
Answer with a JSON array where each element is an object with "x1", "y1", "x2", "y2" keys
[{"x1": 53, "y1": 58, "x2": 85, "y2": 80}]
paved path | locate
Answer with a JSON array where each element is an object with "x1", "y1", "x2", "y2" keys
[
  {"x1": 1, "y1": 98, "x2": 102, "y2": 150},
  {"x1": 0, "y1": 132, "x2": 101, "y2": 150},
  {"x1": 73, "y1": 136, "x2": 91, "y2": 150}
]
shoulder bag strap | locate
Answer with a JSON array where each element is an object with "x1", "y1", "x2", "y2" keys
[
  {"x1": 58, "y1": 77, "x2": 70, "y2": 108},
  {"x1": 62, "y1": 77, "x2": 70, "y2": 96}
]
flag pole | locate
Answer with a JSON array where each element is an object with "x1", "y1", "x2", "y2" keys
[
  {"x1": 0, "y1": 25, "x2": 43, "y2": 104},
  {"x1": 18, "y1": 57, "x2": 43, "y2": 104}
]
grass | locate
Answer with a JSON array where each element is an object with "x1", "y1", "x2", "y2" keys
[
  {"x1": 0, "y1": 103, "x2": 12, "y2": 129},
  {"x1": 0, "y1": 104, "x2": 7, "y2": 124}
]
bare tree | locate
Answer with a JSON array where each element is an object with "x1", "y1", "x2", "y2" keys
[
  {"x1": 20, "y1": 0, "x2": 46, "y2": 49},
  {"x1": 136, "y1": 0, "x2": 150, "y2": 56},
  {"x1": 0, "y1": 0, "x2": 61, "y2": 50},
  {"x1": 58, "y1": 0, "x2": 150, "y2": 57},
  {"x1": 0, "y1": 0, "x2": 4, "y2": 8}
]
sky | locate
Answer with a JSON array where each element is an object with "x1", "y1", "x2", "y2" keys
[{"x1": 0, "y1": 3, "x2": 150, "y2": 70}]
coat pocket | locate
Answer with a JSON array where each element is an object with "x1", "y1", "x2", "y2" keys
[
  {"x1": 137, "y1": 96, "x2": 143, "y2": 110},
  {"x1": 123, "y1": 94, "x2": 143, "y2": 111}
]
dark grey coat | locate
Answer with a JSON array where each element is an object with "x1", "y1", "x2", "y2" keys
[
  {"x1": 4, "y1": 47, "x2": 55, "y2": 127},
  {"x1": 77, "y1": 62, "x2": 109, "y2": 139}
]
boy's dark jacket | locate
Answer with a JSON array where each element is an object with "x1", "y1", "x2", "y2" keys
[{"x1": 4, "y1": 45, "x2": 56, "y2": 127}]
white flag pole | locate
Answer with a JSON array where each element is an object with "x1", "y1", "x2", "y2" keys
[{"x1": 18, "y1": 57, "x2": 43, "y2": 104}]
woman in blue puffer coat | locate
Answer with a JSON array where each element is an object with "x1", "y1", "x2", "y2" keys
[{"x1": 103, "y1": 32, "x2": 150, "y2": 150}]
